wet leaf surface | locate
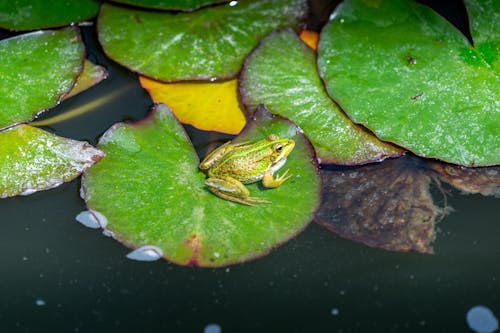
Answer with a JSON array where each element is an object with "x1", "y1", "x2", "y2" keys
[
  {"x1": 139, "y1": 76, "x2": 245, "y2": 134},
  {"x1": 0, "y1": 0, "x2": 100, "y2": 31},
  {"x1": 317, "y1": 156, "x2": 439, "y2": 253},
  {"x1": 0, "y1": 28, "x2": 85, "y2": 129},
  {"x1": 0, "y1": 125, "x2": 103, "y2": 198},
  {"x1": 110, "y1": 0, "x2": 225, "y2": 11},
  {"x1": 82, "y1": 104, "x2": 320, "y2": 267},
  {"x1": 318, "y1": 0, "x2": 500, "y2": 166},
  {"x1": 241, "y1": 29, "x2": 403, "y2": 164},
  {"x1": 97, "y1": 0, "x2": 307, "y2": 81}
]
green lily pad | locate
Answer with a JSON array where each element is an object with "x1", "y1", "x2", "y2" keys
[
  {"x1": 0, "y1": 28, "x2": 85, "y2": 130},
  {"x1": 318, "y1": 0, "x2": 500, "y2": 166},
  {"x1": 0, "y1": 125, "x2": 104, "y2": 198},
  {"x1": 97, "y1": 0, "x2": 307, "y2": 81},
  {"x1": 0, "y1": 0, "x2": 100, "y2": 31},
  {"x1": 82, "y1": 104, "x2": 320, "y2": 267},
  {"x1": 110, "y1": 0, "x2": 225, "y2": 11},
  {"x1": 241, "y1": 29, "x2": 403, "y2": 165}
]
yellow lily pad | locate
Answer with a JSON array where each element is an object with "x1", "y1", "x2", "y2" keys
[{"x1": 139, "y1": 76, "x2": 246, "y2": 135}]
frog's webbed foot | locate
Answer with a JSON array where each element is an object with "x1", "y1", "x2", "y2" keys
[
  {"x1": 262, "y1": 169, "x2": 292, "y2": 188},
  {"x1": 205, "y1": 176, "x2": 271, "y2": 206}
]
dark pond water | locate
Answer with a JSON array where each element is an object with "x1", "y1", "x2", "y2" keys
[{"x1": 1, "y1": 1, "x2": 499, "y2": 332}]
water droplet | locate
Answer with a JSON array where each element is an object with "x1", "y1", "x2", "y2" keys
[
  {"x1": 214, "y1": 252, "x2": 220, "y2": 258},
  {"x1": 35, "y1": 299, "x2": 46, "y2": 306},
  {"x1": 126, "y1": 245, "x2": 163, "y2": 262},
  {"x1": 467, "y1": 305, "x2": 498, "y2": 333},
  {"x1": 204, "y1": 323, "x2": 221, "y2": 333},
  {"x1": 228, "y1": 0, "x2": 238, "y2": 6},
  {"x1": 331, "y1": 308, "x2": 339, "y2": 316}
]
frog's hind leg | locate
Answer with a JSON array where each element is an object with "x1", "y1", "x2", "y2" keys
[{"x1": 205, "y1": 176, "x2": 271, "y2": 206}]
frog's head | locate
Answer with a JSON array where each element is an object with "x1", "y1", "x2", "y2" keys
[{"x1": 267, "y1": 134, "x2": 295, "y2": 164}]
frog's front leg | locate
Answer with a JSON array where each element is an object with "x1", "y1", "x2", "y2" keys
[
  {"x1": 262, "y1": 169, "x2": 292, "y2": 188},
  {"x1": 205, "y1": 176, "x2": 271, "y2": 206}
]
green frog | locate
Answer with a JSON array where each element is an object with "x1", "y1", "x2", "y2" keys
[{"x1": 199, "y1": 134, "x2": 295, "y2": 206}]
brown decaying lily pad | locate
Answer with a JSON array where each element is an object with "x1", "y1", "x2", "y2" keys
[
  {"x1": 317, "y1": 155, "x2": 500, "y2": 254},
  {"x1": 427, "y1": 162, "x2": 500, "y2": 197},
  {"x1": 316, "y1": 156, "x2": 440, "y2": 254}
]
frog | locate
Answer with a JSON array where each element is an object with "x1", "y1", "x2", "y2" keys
[{"x1": 199, "y1": 134, "x2": 295, "y2": 206}]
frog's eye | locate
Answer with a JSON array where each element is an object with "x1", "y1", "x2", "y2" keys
[{"x1": 274, "y1": 144, "x2": 284, "y2": 153}]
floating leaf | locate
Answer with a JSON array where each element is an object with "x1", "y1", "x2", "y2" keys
[
  {"x1": 64, "y1": 60, "x2": 108, "y2": 100},
  {"x1": 241, "y1": 29, "x2": 402, "y2": 164},
  {"x1": 316, "y1": 156, "x2": 440, "y2": 253},
  {"x1": 0, "y1": 28, "x2": 84, "y2": 129},
  {"x1": 97, "y1": 0, "x2": 307, "y2": 81},
  {"x1": 110, "y1": 0, "x2": 225, "y2": 11},
  {"x1": 0, "y1": 0, "x2": 100, "y2": 31},
  {"x1": 139, "y1": 76, "x2": 245, "y2": 134},
  {"x1": 0, "y1": 125, "x2": 103, "y2": 198},
  {"x1": 82, "y1": 104, "x2": 320, "y2": 267},
  {"x1": 318, "y1": 0, "x2": 500, "y2": 166}
]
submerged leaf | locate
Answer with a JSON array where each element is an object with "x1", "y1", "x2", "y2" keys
[
  {"x1": 64, "y1": 60, "x2": 108, "y2": 100},
  {"x1": 318, "y1": 0, "x2": 500, "y2": 166},
  {"x1": 0, "y1": 0, "x2": 100, "y2": 31},
  {"x1": 428, "y1": 162, "x2": 500, "y2": 197},
  {"x1": 82, "y1": 104, "x2": 320, "y2": 267},
  {"x1": 110, "y1": 0, "x2": 225, "y2": 11},
  {"x1": 241, "y1": 29, "x2": 402, "y2": 164},
  {"x1": 0, "y1": 28, "x2": 85, "y2": 129},
  {"x1": 316, "y1": 156, "x2": 439, "y2": 253},
  {"x1": 97, "y1": 0, "x2": 307, "y2": 81},
  {"x1": 139, "y1": 76, "x2": 245, "y2": 134},
  {"x1": 0, "y1": 125, "x2": 103, "y2": 198}
]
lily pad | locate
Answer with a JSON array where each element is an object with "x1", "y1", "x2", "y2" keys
[
  {"x1": 0, "y1": 0, "x2": 100, "y2": 31},
  {"x1": 427, "y1": 162, "x2": 500, "y2": 197},
  {"x1": 97, "y1": 0, "x2": 307, "y2": 81},
  {"x1": 64, "y1": 60, "x2": 109, "y2": 100},
  {"x1": 241, "y1": 29, "x2": 402, "y2": 164},
  {"x1": 316, "y1": 156, "x2": 440, "y2": 253},
  {"x1": 0, "y1": 125, "x2": 103, "y2": 198},
  {"x1": 0, "y1": 28, "x2": 85, "y2": 130},
  {"x1": 318, "y1": 0, "x2": 500, "y2": 166},
  {"x1": 139, "y1": 76, "x2": 245, "y2": 135},
  {"x1": 82, "y1": 104, "x2": 320, "y2": 267},
  {"x1": 110, "y1": 0, "x2": 225, "y2": 11}
]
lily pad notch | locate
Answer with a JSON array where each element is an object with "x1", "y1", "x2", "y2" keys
[{"x1": 82, "y1": 104, "x2": 321, "y2": 267}]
